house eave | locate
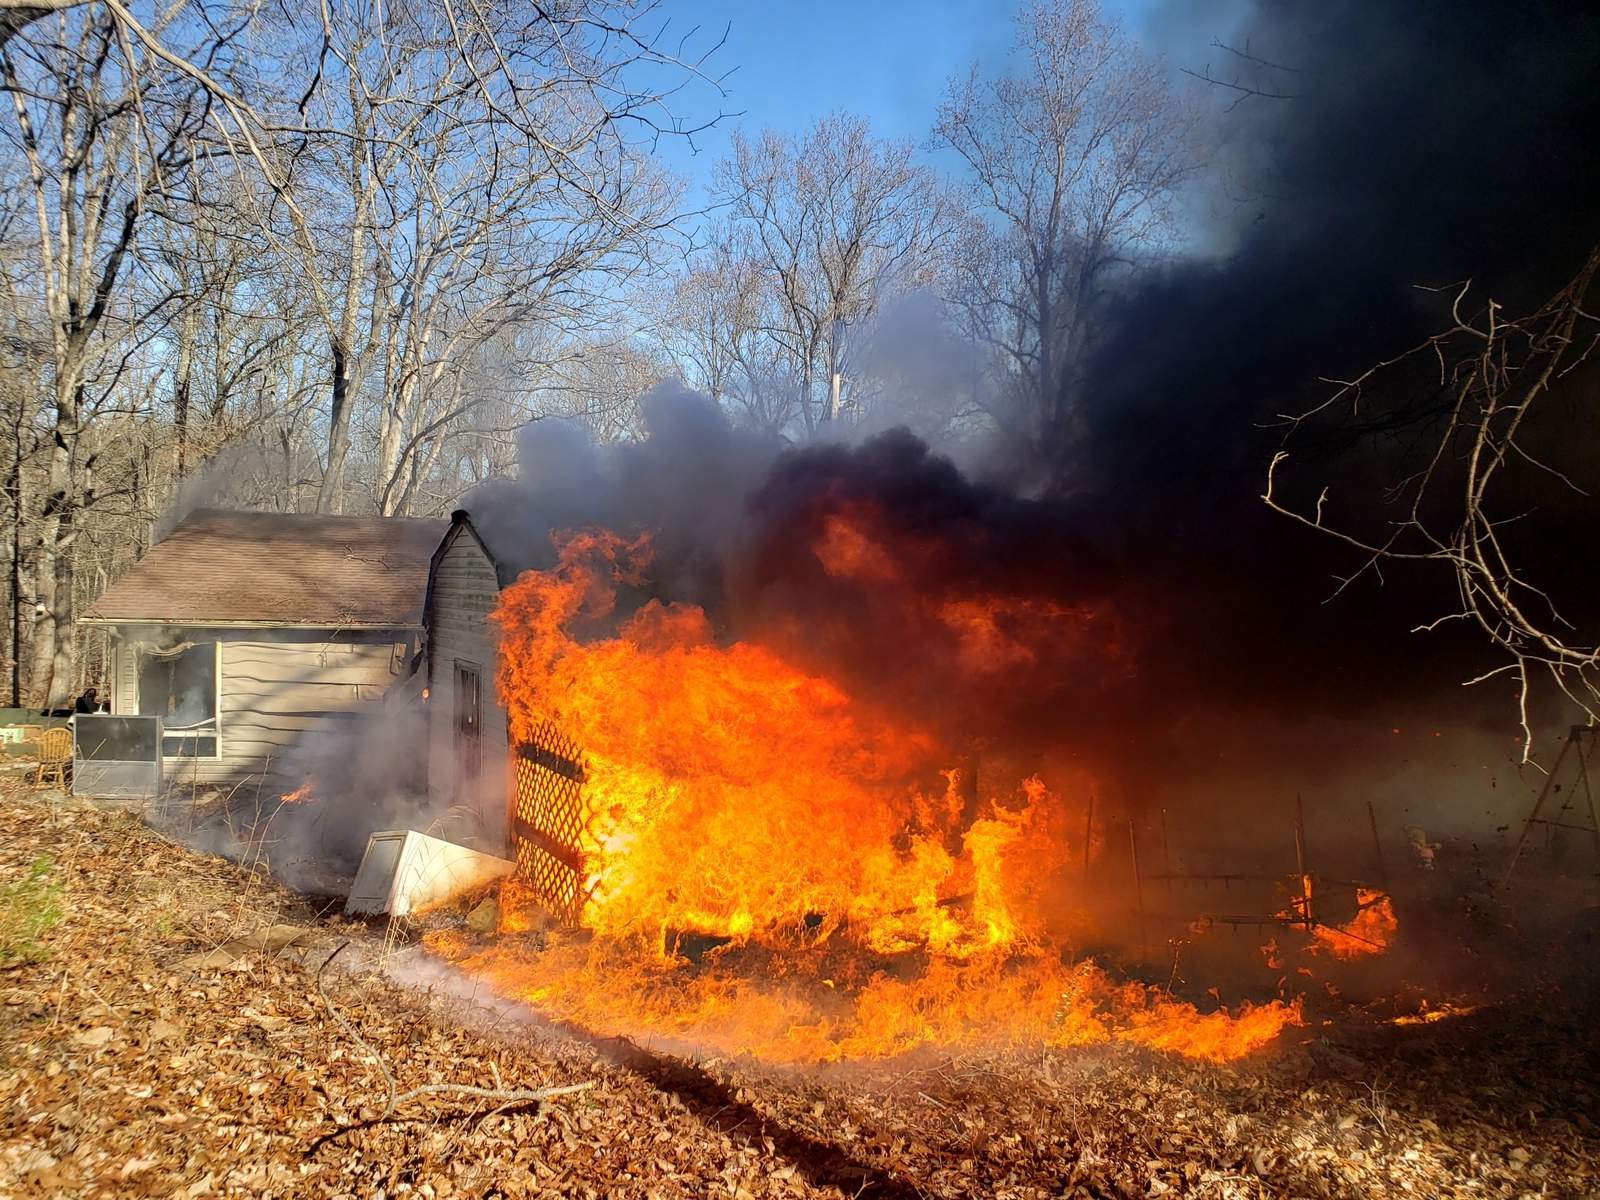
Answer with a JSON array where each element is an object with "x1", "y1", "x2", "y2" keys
[{"x1": 80, "y1": 617, "x2": 427, "y2": 631}]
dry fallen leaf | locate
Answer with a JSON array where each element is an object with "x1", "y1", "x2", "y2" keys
[
  {"x1": 244, "y1": 1007, "x2": 288, "y2": 1032},
  {"x1": 2, "y1": 783, "x2": 1597, "y2": 1200},
  {"x1": 119, "y1": 1156, "x2": 158, "y2": 1179}
]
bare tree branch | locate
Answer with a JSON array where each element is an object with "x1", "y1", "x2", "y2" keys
[{"x1": 1264, "y1": 249, "x2": 1600, "y2": 760}]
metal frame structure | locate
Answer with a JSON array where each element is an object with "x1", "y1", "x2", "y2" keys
[
  {"x1": 1504, "y1": 724, "x2": 1600, "y2": 884},
  {"x1": 1122, "y1": 795, "x2": 1393, "y2": 959}
]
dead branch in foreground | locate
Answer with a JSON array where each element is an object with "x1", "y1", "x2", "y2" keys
[
  {"x1": 314, "y1": 942, "x2": 594, "y2": 1123},
  {"x1": 1264, "y1": 247, "x2": 1600, "y2": 760}
]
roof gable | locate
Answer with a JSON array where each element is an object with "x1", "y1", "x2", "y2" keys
[{"x1": 87, "y1": 509, "x2": 450, "y2": 627}]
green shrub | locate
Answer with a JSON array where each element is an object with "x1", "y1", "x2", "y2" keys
[{"x1": 0, "y1": 856, "x2": 64, "y2": 964}]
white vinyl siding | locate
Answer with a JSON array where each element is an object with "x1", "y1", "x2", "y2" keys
[{"x1": 110, "y1": 627, "x2": 408, "y2": 789}]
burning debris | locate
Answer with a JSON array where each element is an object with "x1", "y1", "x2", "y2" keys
[
  {"x1": 278, "y1": 783, "x2": 316, "y2": 806},
  {"x1": 8, "y1": 783, "x2": 1598, "y2": 1200},
  {"x1": 1310, "y1": 888, "x2": 1398, "y2": 960},
  {"x1": 1275, "y1": 877, "x2": 1400, "y2": 962},
  {"x1": 1388, "y1": 1000, "x2": 1483, "y2": 1027}
]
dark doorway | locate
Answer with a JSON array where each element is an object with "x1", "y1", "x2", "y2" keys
[{"x1": 453, "y1": 660, "x2": 481, "y2": 800}]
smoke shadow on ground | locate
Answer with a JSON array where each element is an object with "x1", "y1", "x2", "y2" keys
[{"x1": 377, "y1": 950, "x2": 927, "y2": 1198}]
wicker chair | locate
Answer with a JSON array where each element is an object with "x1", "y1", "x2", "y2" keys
[{"x1": 32, "y1": 727, "x2": 71, "y2": 791}]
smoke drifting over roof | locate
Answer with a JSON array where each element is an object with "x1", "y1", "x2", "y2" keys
[{"x1": 468, "y1": 383, "x2": 783, "y2": 606}]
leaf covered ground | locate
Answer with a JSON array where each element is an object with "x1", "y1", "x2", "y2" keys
[{"x1": 0, "y1": 785, "x2": 1595, "y2": 1198}]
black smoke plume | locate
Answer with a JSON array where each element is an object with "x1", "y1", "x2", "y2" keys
[
  {"x1": 1078, "y1": 0, "x2": 1600, "y2": 722},
  {"x1": 467, "y1": 1, "x2": 1600, "y2": 843}
]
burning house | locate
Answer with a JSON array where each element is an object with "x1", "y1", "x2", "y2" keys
[{"x1": 81, "y1": 509, "x2": 446, "y2": 790}]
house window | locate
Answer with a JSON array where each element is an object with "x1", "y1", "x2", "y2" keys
[
  {"x1": 138, "y1": 641, "x2": 220, "y2": 758},
  {"x1": 454, "y1": 660, "x2": 481, "y2": 799}
]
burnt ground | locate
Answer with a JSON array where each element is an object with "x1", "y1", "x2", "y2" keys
[{"x1": 0, "y1": 784, "x2": 1596, "y2": 1199}]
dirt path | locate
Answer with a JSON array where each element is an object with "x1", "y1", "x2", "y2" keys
[{"x1": 1, "y1": 786, "x2": 1595, "y2": 1198}]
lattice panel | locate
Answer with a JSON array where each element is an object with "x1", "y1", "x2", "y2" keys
[{"x1": 510, "y1": 720, "x2": 593, "y2": 926}]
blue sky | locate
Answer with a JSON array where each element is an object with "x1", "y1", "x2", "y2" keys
[{"x1": 644, "y1": 0, "x2": 1166, "y2": 200}]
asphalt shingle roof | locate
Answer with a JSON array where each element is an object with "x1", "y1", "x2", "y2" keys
[{"x1": 86, "y1": 509, "x2": 449, "y2": 627}]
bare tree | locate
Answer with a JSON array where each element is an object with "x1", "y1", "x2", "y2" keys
[
  {"x1": 146, "y1": 163, "x2": 303, "y2": 476},
  {"x1": 654, "y1": 222, "x2": 804, "y2": 433},
  {"x1": 714, "y1": 113, "x2": 960, "y2": 436},
  {"x1": 0, "y1": 5, "x2": 235, "y2": 705},
  {"x1": 225, "y1": 0, "x2": 711, "y2": 514},
  {"x1": 935, "y1": 0, "x2": 1197, "y2": 473},
  {"x1": 1180, "y1": 36, "x2": 1301, "y2": 111},
  {"x1": 0, "y1": 2, "x2": 87, "y2": 49},
  {"x1": 1264, "y1": 250, "x2": 1600, "y2": 759},
  {"x1": 536, "y1": 332, "x2": 671, "y2": 443},
  {"x1": 656, "y1": 226, "x2": 750, "y2": 408}
]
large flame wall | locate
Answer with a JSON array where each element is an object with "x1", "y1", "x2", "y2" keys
[{"x1": 430, "y1": 528, "x2": 1299, "y2": 1063}]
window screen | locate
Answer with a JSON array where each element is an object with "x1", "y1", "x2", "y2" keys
[{"x1": 138, "y1": 642, "x2": 219, "y2": 758}]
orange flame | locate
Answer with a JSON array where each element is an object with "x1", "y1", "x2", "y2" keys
[
  {"x1": 1312, "y1": 887, "x2": 1398, "y2": 959},
  {"x1": 437, "y1": 530, "x2": 1298, "y2": 1063},
  {"x1": 1279, "y1": 877, "x2": 1398, "y2": 959},
  {"x1": 810, "y1": 509, "x2": 1125, "y2": 684},
  {"x1": 279, "y1": 782, "x2": 315, "y2": 805},
  {"x1": 1390, "y1": 1000, "x2": 1478, "y2": 1026}
]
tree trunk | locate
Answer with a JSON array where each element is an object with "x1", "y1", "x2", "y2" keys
[
  {"x1": 28, "y1": 375, "x2": 80, "y2": 709},
  {"x1": 173, "y1": 300, "x2": 196, "y2": 474},
  {"x1": 317, "y1": 338, "x2": 352, "y2": 513},
  {"x1": 7, "y1": 387, "x2": 24, "y2": 708},
  {"x1": 29, "y1": 498, "x2": 78, "y2": 709}
]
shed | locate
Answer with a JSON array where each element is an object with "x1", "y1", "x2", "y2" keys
[
  {"x1": 419, "y1": 511, "x2": 518, "y2": 854},
  {"x1": 419, "y1": 511, "x2": 594, "y2": 895},
  {"x1": 81, "y1": 509, "x2": 448, "y2": 790}
]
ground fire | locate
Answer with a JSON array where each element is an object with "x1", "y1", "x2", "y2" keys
[{"x1": 426, "y1": 526, "x2": 1303, "y2": 1063}]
